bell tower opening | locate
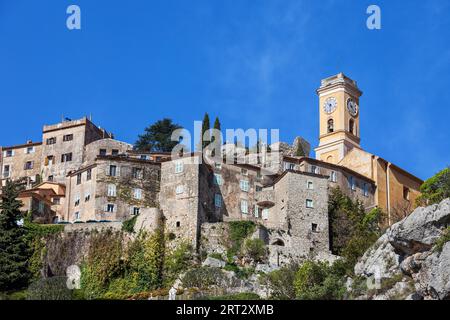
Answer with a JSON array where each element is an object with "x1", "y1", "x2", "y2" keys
[{"x1": 314, "y1": 73, "x2": 362, "y2": 164}]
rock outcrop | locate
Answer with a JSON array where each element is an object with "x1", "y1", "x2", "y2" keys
[{"x1": 354, "y1": 198, "x2": 450, "y2": 300}]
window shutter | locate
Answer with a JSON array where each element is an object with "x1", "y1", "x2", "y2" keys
[
  {"x1": 11, "y1": 150, "x2": 15, "y2": 156},
  {"x1": 116, "y1": 166, "x2": 121, "y2": 177}
]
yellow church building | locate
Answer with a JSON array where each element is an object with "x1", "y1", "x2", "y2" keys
[{"x1": 315, "y1": 73, "x2": 423, "y2": 225}]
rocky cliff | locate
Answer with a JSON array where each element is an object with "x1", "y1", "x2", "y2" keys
[{"x1": 354, "y1": 198, "x2": 450, "y2": 300}]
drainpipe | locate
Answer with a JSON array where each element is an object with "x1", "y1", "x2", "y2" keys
[
  {"x1": 66, "y1": 175, "x2": 71, "y2": 222},
  {"x1": 386, "y1": 162, "x2": 391, "y2": 226}
]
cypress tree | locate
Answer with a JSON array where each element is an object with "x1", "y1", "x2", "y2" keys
[
  {"x1": 295, "y1": 139, "x2": 306, "y2": 157},
  {"x1": 0, "y1": 180, "x2": 30, "y2": 291},
  {"x1": 200, "y1": 113, "x2": 211, "y2": 151},
  {"x1": 212, "y1": 117, "x2": 222, "y2": 157}
]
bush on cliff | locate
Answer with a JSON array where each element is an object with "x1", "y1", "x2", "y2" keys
[{"x1": 416, "y1": 167, "x2": 450, "y2": 206}]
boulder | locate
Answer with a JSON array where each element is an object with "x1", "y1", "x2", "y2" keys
[
  {"x1": 202, "y1": 257, "x2": 226, "y2": 268},
  {"x1": 414, "y1": 242, "x2": 450, "y2": 300},
  {"x1": 386, "y1": 199, "x2": 450, "y2": 255},
  {"x1": 354, "y1": 233, "x2": 402, "y2": 279}
]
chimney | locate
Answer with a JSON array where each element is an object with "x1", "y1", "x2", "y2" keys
[{"x1": 27, "y1": 140, "x2": 33, "y2": 144}]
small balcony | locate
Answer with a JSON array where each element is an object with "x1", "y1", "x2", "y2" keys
[{"x1": 256, "y1": 189, "x2": 275, "y2": 208}]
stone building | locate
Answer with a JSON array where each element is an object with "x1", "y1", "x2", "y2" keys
[
  {"x1": 1, "y1": 141, "x2": 43, "y2": 188},
  {"x1": 0, "y1": 73, "x2": 425, "y2": 265}
]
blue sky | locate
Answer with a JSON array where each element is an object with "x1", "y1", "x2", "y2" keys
[{"x1": 0, "y1": 0, "x2": 449, "y2": 180}]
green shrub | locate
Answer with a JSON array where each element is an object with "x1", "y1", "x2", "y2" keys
[
  {"x1": 206, "y1": 292, "x2": 260, "y2": 300},
  {"x1": 27, "y1": 277, "x2": 73, "y2": 300},
  {"x1": 121, "y1": 215, "x2": 138, "y2": 233},
  {"x1": 416, "y1": 167, "x2": 450, "y2": 206},
  {"x1": 182, "y1": 267, "x2": 225, "y2": 288},
  {"x1": 294, "y1": 260, "x2": 346, "y2": 300},
  {"x1": 260, "y1": 263, "x2": 299, "y2": 300},
  {"x1": 434, "y1": 227, "x2": 450, "y2": 253},
  {"x1": 228, "y1": 221, "x2": 256, "y2": 256},
  {"x1": 243, "y1": 238, "x2": 266, "y2": 262},
  {"x1": 164, "y1": 241, "x2": 193, "y2": 286}
]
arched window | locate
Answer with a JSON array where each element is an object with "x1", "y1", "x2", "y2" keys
[
  {"x1": 327, "y1": 119, "x2": 334, "y2": 133},
  {"x1": 349, "y1": 119, "x2": 355, "y2": 135}
]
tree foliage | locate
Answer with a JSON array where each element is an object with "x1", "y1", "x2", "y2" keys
[
  {"x1": 0, "y1": 180, "x2": 30, "y2": 291},
  {"x1": 294, "y1": 260, "x2": 346, "y2": 300},
  {"x1": 416, "y1": 167, "x2": 450, "y2": 206},
  {"x1": 134, "y1": 118, "x2": 182, "y2": 152},
  {"x1": 328, "y1": 187, "x2": 382, "y2": 271}
]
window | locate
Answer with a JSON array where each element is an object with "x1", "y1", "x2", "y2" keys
[
  {"x1": 132, "y1": 207, "x2": 140, "y2": 215},
  {"x1": 327, "y1": 119, "x2": 334, "y2": 133},
  {"x1": 45, "y1": 155, "x2": 54, "y2": 166},
  {"x1": 349, "y1": 119, "x2": 355, "y2": 135},
  {"x1": 3, "y1": 165, "x2": 10, "y2": 178},
  {"x1": 330, "y1": 171, "x2": 337, "y2": 183},
  {"x1": 111, "y1": 149, "x2": 119, "y2": 156},
  {"x1": 254, "y1": 205, "x2": 260, "y2": 218},
  {"x1": 74, "y1": 195, "x2": 80, "y2": 207},
  {"x1": 312, "y1": 223, "x2": 318, "y2": 232},
  {"x1": 175, "y1": 185, "x2": 184, "y2": 195},
  {"x1": 176, "y1": 221, "x2": 181, "y2": 228},
  {"x1": 262, "y1": 208, "x2": 269, "y2": 220},
  {"x1": 109, "y1": 165, "x2": 117, "y2": 176},
  {"x1": 311, "y1": 165, "x2": 320, "y2": 174},
  {"x1": 106, "y1": 204, "x2": 115, "y2": 213},
  {"x1": 99, "y1": 149, "x2": 107, "y2": 156},
  {"x1": 26, "y1": 146, "x2": 35, "y2": 154},
  {"x1": 46, "y1": 137, "x2": 56, "y2": 145},
  {"x1": 403, "y1": 186, "x2": 410, "y2": 201},
  {"x1": 284, "y1": 162, "x2": 295, "y2": 170},
  {"x1": 38, "y1": 202, "x2": 45, "y2": 213},
  {"x1": 214, "y1": 162, "x2": 222, "y2": 169},
  {"x1": 363, "y1": 183, "x2": 369, "y2": 197},
  {"x1": 306, "y1": 199, "x2": 314, "y2": 208},
  {"x1": 52, "y1": 198, "x2": 60, "y2": 205},
  {"x1": 240, "y1": 180, "x2": 250, "y2": 192},
  {"x1": 24, "y1": 161, "x2": 34, "y2": 170},
  {"x1": 175, "y1": 161, "x2": 184, "y2": 173},
  {"x1": 48, "y1": 175, "x2": 54, "y2": 182},
  {"x1": 85, "y1": 193, "x2": 91, "y2": 202},
  {"x1": 61, "y1": 153, "x2": 72, "y2": 162},
  {"x1": 107, "y1": 184, "x2": 117, "y2": 197},
  {"x1": 140, "y1": 155, "x2": 148, "y2": 160},
  {"x1": 74, "y1": 212, "x2": 80, "y2": 220},
  {"x1": 76, "y1": 173, "x2": 82, "y2": 185},
  {"x1": 4, "y1": 149, "x2": 14, "y2": 157},
  {"x1": 256, "y1": 185, "x2": 263, "y2": 192},
  {"x1": 214, "y1": 173, "x2": 223, "y2": 186},
  {"x1": 132, "y1": 168, "x2": 143, "y2": 179},
  {"x1": 86, "y1": 169, "x2": 92, "y2": 181},
  {"x1": 133, "y1": 188, "x2": 142, "y2": 200},
  {"x1": 307, "y1": 181, "x2": 314, "y2": 190},
  {"x1": 63, "y1": 134, "x2": 73, "y2": 142},
  {"x1": 241, "y1": 200, "x2": 248, "y2": 214},
  {"x1": 241, "y1": 168, "x2": 248, "y2": 176},
  {"x1": 348, "y1": 176, "x2": 356, "y2": 191},
  {"x1": 215, "y1": 194, "x2": 222, "y2": 208}
]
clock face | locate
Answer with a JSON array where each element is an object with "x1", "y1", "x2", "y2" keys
[
  {"x1": 347, "y1": 98, "x2": 358, "y2": 116},
  {"x1": 323, "y1": 97, "x2": 337, "y2": 114}
]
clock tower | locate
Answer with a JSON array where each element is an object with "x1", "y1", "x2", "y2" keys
[{"x1": 315, "y1": 73, "x2": 362, "y2": 164}]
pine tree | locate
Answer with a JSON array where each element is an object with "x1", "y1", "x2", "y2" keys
[
  {"x1": 134, "y1": 118, "x2": 182, "y2": 152},
  {"x1": 0, "y1": 180, "x2": 30, "y2": 291},
  {"x1": 200, "y1": 113, "x2": 211, "y2": 151}
]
